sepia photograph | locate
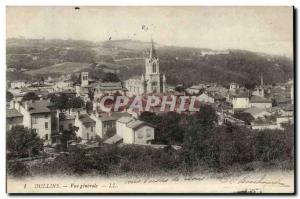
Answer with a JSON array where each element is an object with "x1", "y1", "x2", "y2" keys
[{"x1": 5, "y1": 6, "x2": 294, "y2": 194}]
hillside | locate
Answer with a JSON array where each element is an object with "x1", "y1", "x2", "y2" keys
[
  {"x1": 25, "y1": 62, "x2": 92, "y2": 75},
  {"x1": 7, "y1": 39, "x2": 293, "y2": 86}
]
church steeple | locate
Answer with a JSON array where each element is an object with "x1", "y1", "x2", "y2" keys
[{"x1": 149, "y1": 39, "x2": 157, "y2": 59}]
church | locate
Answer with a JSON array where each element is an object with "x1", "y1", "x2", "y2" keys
[{"x1": 125, "y1": 40, "x2": 166, "y2": 96}]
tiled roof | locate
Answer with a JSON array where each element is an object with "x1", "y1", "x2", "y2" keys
[
  {"x1": 244, "y1": 107, "x2": 267, "y2": 116},
  {"x1": 79, "y1": 114, "x2": 96, "y2": 124},
  {"x1": 233, "y1": 92, "x2": 249, "y2": 98},
  {"x1": 98, "y1": 112, "x2": 131, "y2": 122},
  {"x1": 250, "y1": 96, "x2": 272, "y2": 103},
  {"x1": 117, "y1": 116, "x2": 135, "y2": 124},
  {"x1": 25, "y1": 100, "x2": 52, "y2": 114},
  {"x1": 282, "y1": 104, "x2": 294, "y2": 112},
  {"x1": 126, "y1": 120, "x2": 145, "y2": 129},
  {"x1": 7, "y1": 108, "x2": 23, "y2": 118}
]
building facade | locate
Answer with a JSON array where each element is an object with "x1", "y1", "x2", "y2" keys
[{"x1": 125, "y1": 40, "x2": 166, "y2": 96}]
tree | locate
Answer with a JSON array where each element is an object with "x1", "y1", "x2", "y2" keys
[
  {"x1": 139, "y1": 111, "x2": 157, "y2": 124},
  {"x1": 233, "y1": 112, "x2": 255, "y2": 125},
  {"x1": 49, "y1": 94, "x2": 84, "y2": 111},
  {"x1": 7, "y1": 125, "x2": 43, "y2": 158},
  {"x1": 22, "y1": 92, "x2": 39, "y2": 102},
  {"x1": 50, "y1": 93, "x2": 70, "y2": 111},
  {"x1": 6, "y1": 91, "x2": 14, "y2": 102},
  {"x1": 181, "y1": 105, "x2": 218, "y2": 167},
  {"x1": 88, "y1": 88, "x2": 95, "y2": 101},
  {"x1": 174, "y1": 84, "x2": 185, "y2": 92},
  {"x1": 61, "y1": 126, "x2": 78, "y2": 151},
  {"x1": 86, "y1": 101, "x2": 93, "y2": 113},
  {"x1": 70, "y1": 97, "x2": 85, "y2": 108},
  {"x1": 102, "y1": 72, "x2": 120, "y2": 82}
]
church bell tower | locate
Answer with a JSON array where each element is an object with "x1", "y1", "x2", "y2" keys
[{"x1": 144, "y1": 39, "x2": 165, "y2": 94}]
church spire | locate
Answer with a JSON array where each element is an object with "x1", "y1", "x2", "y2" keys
[{"x1": 149, "y1": 38, "x2": 157, "y2": 59}]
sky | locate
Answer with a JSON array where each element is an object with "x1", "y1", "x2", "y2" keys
[{"x1": 6, "y1": 6, "x2": 293, "y2": 57}]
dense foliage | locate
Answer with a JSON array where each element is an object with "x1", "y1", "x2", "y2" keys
[
  {"x1": 8, "y1": 105, "x2": 294, "y2": 177},
  {"x1": 48, "y1": 93, "x2": 85, "y2": 111},
  {"x1": 22, "y1": 92, "x2": 40, "y2": 102},
  {"x1": 7, "y1": 125, "x2": 43, "y2": 159}
]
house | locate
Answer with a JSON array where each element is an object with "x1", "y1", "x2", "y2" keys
[
  {"x1": 90, "y1": 111, "x2": 131, "y2": 138},
  {"x1": 251, "y1": 122, "x2": 282, "y2": 130},
  {"x1": 232, "y1": 92, "x2": 250, "y2": 111},
  {"x1": 11, "y1": 81, "x2": 27, "y2": 89},
  {"x1": 93, "y1": 82, "x2": 126, "y2": 99},
  {"x1": 54, "y1": 80, "x2": 74, "y2": 92},
  {"x1": 276, "y1": 116, "x2": 294, "y2": 127},
  {"x1": 6, "y1": 107, "x2": 23, "y2": 131},
  {"x1": 229, "y1": 83, "x2": 239, "y2": 92},
  {"x1": 252, "y1": 86, "x2": 264, "y2": 97},
  {"x1": 274, "y1": 96, "x2": 291, "y2": 106},
  {"x1": 281, "y1": 104, "x2": 294, "y2": 117},
  {"x1": 206, "y1": 85, "x2": 228, "y2": 97},
  {"x1": 74, "y1": 112, "x2": 96, "y2": 142},
  {"x1": 186, "y1": 84, "x2": 206, "y2": 95},
  {"x1": 10, "y1": 100, "x2": 53, "y2": 143},
  {"x1": 244, "y1": 107, "x2": 271, "y2": 119},
  {"x1": 250, "y1": 96, "x2": 272, "y2": 109},
  {"x1": 116, "y1": 116, "x2": 154, "y2": 145},
  {"x1": 197, "y1": 93, "x2": 214, "y2": 103}
]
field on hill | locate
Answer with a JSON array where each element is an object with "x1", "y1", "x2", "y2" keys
[{"x1": 25, "y1": 62, "x2": 92, "y2": 75}]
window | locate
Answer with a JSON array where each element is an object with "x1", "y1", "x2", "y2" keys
[
  {"x1": 45, "y1": 134, "x2": 49, "y2": 140},
  {"x1": 45, "y1": 114, "x2": 49, "y2": 118},
  {"x1": 45, "y1": 122, "x2": 48, "y2": 129},
  {"x1": 87, "y1": 133, "x2": 89, "y2": 140},
  {"x1": 59, "y1": 125, "x2": 63, "y2": 131},
  {"x1": 32, "y1": 117, "x2": 37, "y2": 124},
  {"x1": 137, "y1": 133, "x2": 143, "y2": 139},
  {"x1": 153, "y1": 63, "x2": 156, "y2": 73},
  {"x1": 91, "y1": 126, "x2": 94, "y2": 132}
]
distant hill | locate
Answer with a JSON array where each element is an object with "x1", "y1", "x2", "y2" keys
[
  {"x1": 101, "y1": 39, "x2": 153, "y2": 50},
  {"x1": 7, "y1": 39, "x2": 293, "y2": 87}
]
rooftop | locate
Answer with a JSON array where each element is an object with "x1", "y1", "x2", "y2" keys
[
  {"x1": 6, "y1": 108, "x2": 23, "y2": 118},
  {"x1": 117, "y1": 116, "x2": 135, "y2": 124},
  {"x1": 244, "y1": 107, "x2": 267, "y2": 116},
  {"x1": 94, "y1": 82, "x2": 125, "y2": 91},
  {"x1": 25, "y1": 100, "x2": 52, "y2": 114},
  {"x1": 79, "y1": 114, "x2": 96, "y2": 124},
  {"x1": 250, "y1": 96, "x2": 272, "y2": 103},
  {"x1": 233, "y1": 92, "x2": 249, "y2": 98},
  {"x1": 98, "y1": 112, "x2": 131, "y2": 122}
]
